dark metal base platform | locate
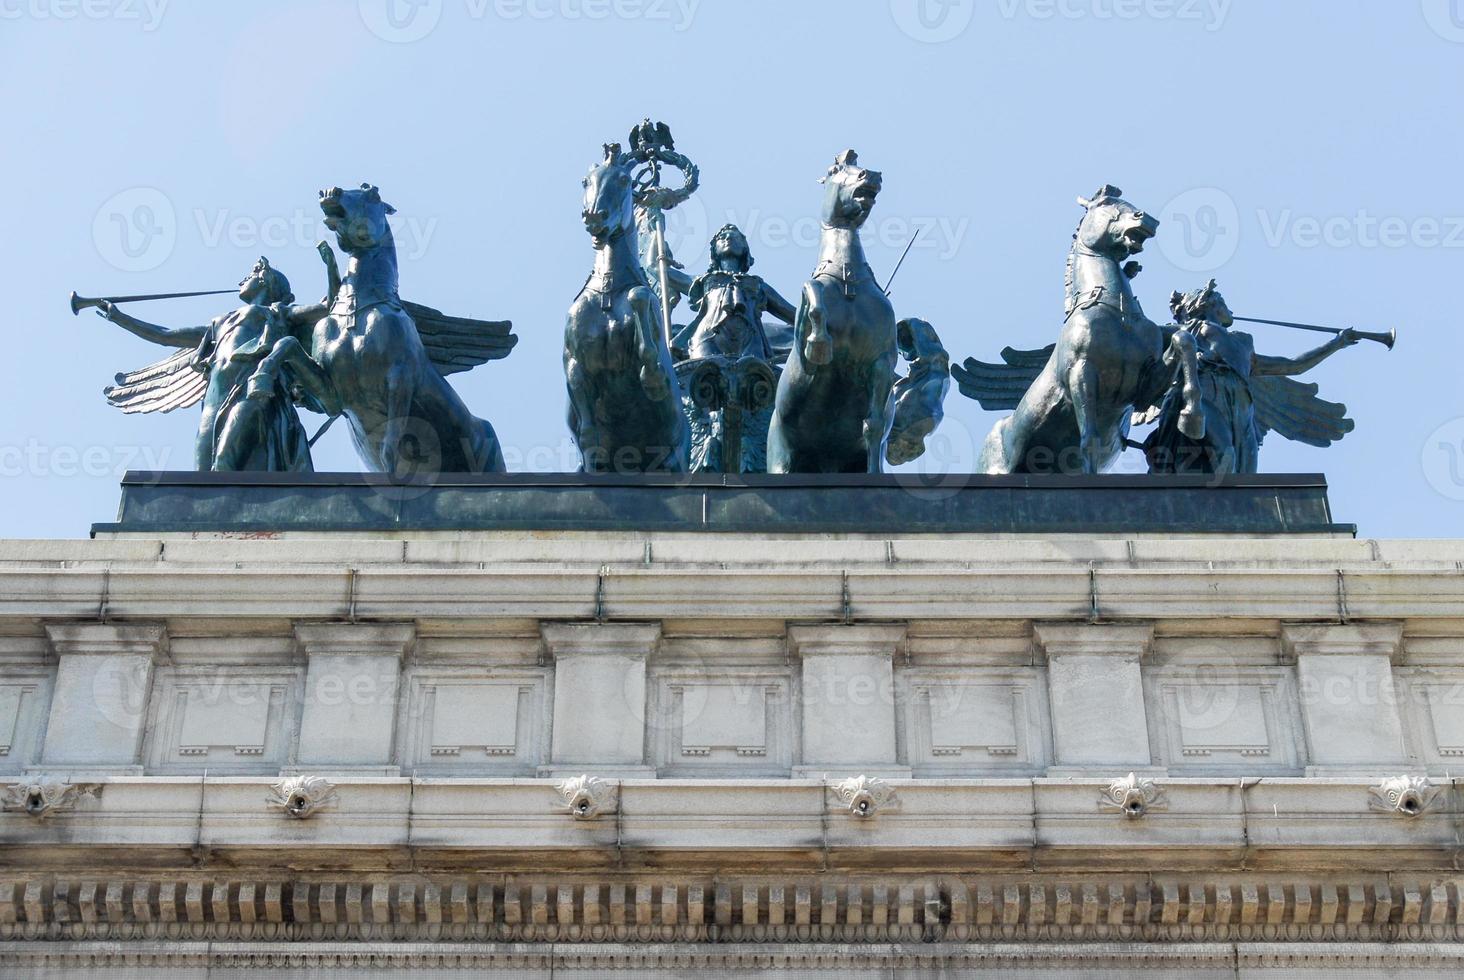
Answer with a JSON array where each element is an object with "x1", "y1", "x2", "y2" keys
[{"x1": 93, "y1": 472, "x2": 1351, "y2": 536}]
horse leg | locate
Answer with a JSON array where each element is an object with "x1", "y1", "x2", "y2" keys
[
  {"x1": 864, "y1": 356, "x2": 897, "y2": 473},
  {"x1": 1168, "y1": 331, "x2": 1206, "y2": 440},
  {"x1": 564, "y1": 355, "x2": 601, "y2": 474},
  {"x1": 629, "y1": 288, "x2": 670, "y2": 402},
  {"x1": 801, "y1": 284, "x2": 831, "y2": 367},
  {"x1": 978, "y1": 416, "x2": 1017, "y2": 474},
  {"x1": 1066, "y1": 360, "x2": 1106, "y2": 475},
  {"x1": 378, "y1": 364, "x2": 417, "y2": 478}
]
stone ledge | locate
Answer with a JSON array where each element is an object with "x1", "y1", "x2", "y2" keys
[
  {"x1": 10, "y1": 561, "x2": 1464, "y2": 622},
  {"x1": 95, "y1": 472, "x2": 1350, "y2": 537},
  {"x1": 1, "y1": 777, "x2": 1456, "y2": 866}
]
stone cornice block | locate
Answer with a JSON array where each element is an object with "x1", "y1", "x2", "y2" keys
[
  {"x1": 1033, "y1": 622, "x2": 1154, "y2": 661},
  {"x1": 786, "y1": 624, "x2": 908, "y2": 658},
  {"x1": 43, "y1": 622, "x2": 168, "y2": 661},
  {"x1": 1282, "y1": 623, "x2": 1404, "y2": 661},
  {"x1": 541, "y1": 622, "x2": 662, "y2": 659},
  {"x1": 1033, "y1": 778, "x2": 1246, "y2": 852},
  {"x1": 293, "y1": 623, "x2": 415, "y2": 660}
]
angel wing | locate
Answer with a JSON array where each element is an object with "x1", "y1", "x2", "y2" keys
[
  {"x1": 403, "y1": 301, "x2": 518, "y2": 377},
  {"x1": 104, "y1": 346, "x2": 208, "y2": 415},
  {"x1": 1250, "y1": 374, "x2": 1355, "y2": 448},
  {"x1": 762, "y1": 321, "x2": 795, "y2": 365},
  {"x1": 951, "y1": 345, "x2": 1055, "y2": 411}
]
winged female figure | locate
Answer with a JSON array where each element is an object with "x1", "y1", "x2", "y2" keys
[
  {"x1": 99, "y1": 254, "x2": 342, "y2": 472},
  {"x1": 1140, "y1": 280, "x2": 1361, "y2": 474}
]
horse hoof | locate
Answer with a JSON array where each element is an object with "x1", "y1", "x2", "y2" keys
[
  {"x1": 804, "y1": 338, "x2": 832, "y2": 366},
  {"x1": 1179, "y1": 411, "x2": 1206, "y2": 440}
]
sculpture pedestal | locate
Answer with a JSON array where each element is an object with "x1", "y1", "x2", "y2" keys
[{"x1": 8, "y1": 475, "x2": 1463, "y2": 976}]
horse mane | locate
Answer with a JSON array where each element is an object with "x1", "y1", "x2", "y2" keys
[
  {"x1": 1065, "y1": 186, "x2": 1122, "y2": 313},
  {"x1": 1064, "y1": 214, "x2": 1085, "y2": 314}
]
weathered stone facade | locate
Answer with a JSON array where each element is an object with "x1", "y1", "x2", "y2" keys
[{"x1": 3, "y1": 531, "x2": 1464, "y2": 975}]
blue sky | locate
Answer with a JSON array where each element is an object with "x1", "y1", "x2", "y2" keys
[{"x1": 1, "y1": 0, "x2": 1461, "y2": 537}]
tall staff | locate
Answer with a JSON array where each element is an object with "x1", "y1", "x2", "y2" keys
[{"x1": 629, "y1": 119, "x2": 699, "y2": 350}]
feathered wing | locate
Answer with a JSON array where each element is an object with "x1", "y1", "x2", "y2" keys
[
  {"x1": 104, "y1": 347, "x2": 208, "y2": 415},
  {"x1": 403, "y1": 300, "x2": 519, "y2": 377},
  {"x1": 1250, "y1": 374, "x2": 1355, "y2": 448},
  {"x1": 951, "y1": 345, "x2": 1056, "y2": 411},
  {"x1": 762, "y1": 321, "x2": 795, "y2": 365}
]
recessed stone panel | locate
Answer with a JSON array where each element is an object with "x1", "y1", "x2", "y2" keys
[
  {"x1": 1146, "y1": 667, "x2": 1304, "y2": 772},
  {"x1": 651, "y1": 671, "x2": 792, "y2": 774},
  {"x1": 0, "y1": 677, "x2": 49, "y2": 774},
  {"x1": 1396, "y1": 667, "x2": 1464, "y2": 771},
  {"x1": 899, "y1": 669, "x2": 1049, "y2": 774},
  {"x1": 401, "y1": 671, "x2": 549, "y2": 773},
  {"x1": 145, "y1": 667, "x2": 300, "y2": 772}
]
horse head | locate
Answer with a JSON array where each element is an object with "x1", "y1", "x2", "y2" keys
[
  {"x1": 820, "y1": 150, "x2": 882, "y2": 230},
  {"x1": 319, "y1": 183, "x2": 397, "y2": 255},
  {"x1": 1073, "y1": 185, "x2": 1158, "y2": 260},
  {"x1": 581, "y1": 143, "x2": 637, "y2": 248}
]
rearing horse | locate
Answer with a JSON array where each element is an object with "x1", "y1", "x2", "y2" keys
[
  {"x1": 960, "y1": 185, "x2": 1204, "y2": 474},
  {"x1": 564, "y1": 144, "x2": 690, "y2": 474},
  {"x1": 768, "y1": 150, "x2": 899, "y2": 473},
  {"x1": 314, "y1": 184, "x2": 510, "y2": 475}
]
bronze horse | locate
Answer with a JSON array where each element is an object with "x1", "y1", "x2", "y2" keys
[
  {"x1": 768, "y1": 151, "x2": 902, "y2": 473},
  {"x1": 564, "y1": 144, "x2": 690, "y2": 473},
  {"x1": 314, "y1": 184, "x2": 516, "y2": 475},
  {"x1": 956, "y1": 185, "x2": 1203, "y2": 474}
]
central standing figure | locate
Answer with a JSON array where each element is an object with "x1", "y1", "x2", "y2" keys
[{"x1": 768, "y1": 151, "x2": 899, "y2": 474}]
